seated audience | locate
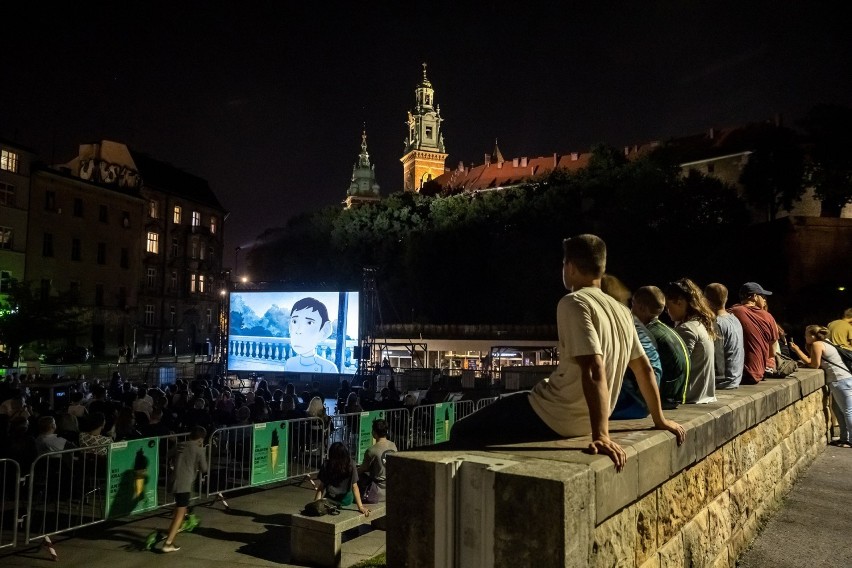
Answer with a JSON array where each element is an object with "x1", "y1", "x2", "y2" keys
[
  {"x1": 703, "y1": 283, "x2": 745, "y2": 389},
  {"x1": 358, "y1": 419, "x2": 397, "y2": 503},
  {"x1": 664, "y1": 278, "x2": 717, "y2": 404}
]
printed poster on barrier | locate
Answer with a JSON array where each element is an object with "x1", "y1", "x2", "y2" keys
[
  {"x1": 106, "y1": 437, "x2": 159, "y2": 518},
  {"x1": 251, "y1": 421, "x2": 289, "y2": 485},
  {"x1": 358, "y1": 410, "x2": 386, "y2": 462},
  {"x1": 434, "y1": 402, "x2": 456, "y2": 444}
]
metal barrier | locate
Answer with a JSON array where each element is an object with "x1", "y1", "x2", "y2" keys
[
  {"x1": 329, "y1": 408, "x2": 412, "y2": 459},
  {"x1": 25, "y1": 446, "x2": 110, "y2": 543},
  {"x1": 410, "y1": 405, "x2": 437, "y2": 447},
  {"x1": 0, "y1": 459, "x2": 21, "y2": 550},
  {"x1": 157, "y1": 433, "x2": 191, "y2": 507},
  {"x1": 476, "y1": 396, "x2": 499, "y2": 410},
  {"x1": 206, "y1": 417, "x2": 327, "y2": 497},
  {"x1": 455, "y1": 400, "x2": 476, "y2": 421}
]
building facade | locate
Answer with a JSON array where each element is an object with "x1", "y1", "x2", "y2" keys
[
  {"x1": 401, "y1": 64, "x2": 448, "y2": 192},
  {"x1": 0, "y1": 139, "x2": 35, "y2": 303},
  {"x1": 24, "y1": 166, "x2": 145, "y2": 356}
]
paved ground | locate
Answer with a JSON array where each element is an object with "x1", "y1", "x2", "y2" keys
[
  {"x1": 0, "y1": 481, "x2": 385, "y2": 567},
  {"x1": 3, "y1": 443, "x2": 848, "y2": 567},
  {"x1": 738, "y1": 443, "x2": 852, "y2": 568}
]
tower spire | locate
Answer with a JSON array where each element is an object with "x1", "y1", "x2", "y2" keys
[{"x1": 401, "y1": 64, "x2": 448, "y2": 192}]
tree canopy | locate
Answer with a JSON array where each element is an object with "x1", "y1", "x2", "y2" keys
[{"x1": 247, "y1": 148, "x2": 751, "y2": 325}]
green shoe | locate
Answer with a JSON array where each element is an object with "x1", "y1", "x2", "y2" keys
[
  {"x1": 182, "y1": 514, "x2": 200, "y2": 532},
  {"x1": 145, "y1": 531, "x2": 160, "y2": 550}
]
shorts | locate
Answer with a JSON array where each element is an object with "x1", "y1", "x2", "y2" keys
[{"x1": 174, "y1": 492, "x2": 190, "y2": 507}]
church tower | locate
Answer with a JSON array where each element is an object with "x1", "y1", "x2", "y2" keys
[
  {"x1": 401, "y1": 63, "x2": 448, "y2": 192},
  {"x1": 344, "y1": 130, "x2": 381, "y2": 209}
]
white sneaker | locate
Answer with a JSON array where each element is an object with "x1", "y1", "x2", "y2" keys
[{"x1": 161, "y1": 542, "x2": 181, "y2": 553}]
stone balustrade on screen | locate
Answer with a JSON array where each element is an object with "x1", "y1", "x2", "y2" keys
[{"x1": 387, "y1": 368, "x2": 831, "y2": 567}]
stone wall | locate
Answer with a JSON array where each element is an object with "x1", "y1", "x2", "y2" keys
[{"x1": 386, "y1": 369, "x2": 830, "y2": 567}]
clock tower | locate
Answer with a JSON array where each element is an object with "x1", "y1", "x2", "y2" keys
[{"x1": 401, "y1": 63, "x2": 448, "y2": 192}]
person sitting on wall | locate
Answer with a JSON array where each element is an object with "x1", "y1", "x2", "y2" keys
[
  {"x1": 703, "y1": 283, "x2": 745, "y2": 390},
  {"x1": 450, "y1": 234, "x2": 685, "y2": 470},
  {"x1": 285, "y1": 298, "x2": 339, "y2": 373},
  {"x1": 729, "y1": 282, "x2": 779, "y2": 385}
]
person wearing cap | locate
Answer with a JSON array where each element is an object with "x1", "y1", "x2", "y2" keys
[{"x1": 729, "y1": 282, "x2": 779, "y2": 384}]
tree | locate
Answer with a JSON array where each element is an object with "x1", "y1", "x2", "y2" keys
[
  {"x1": 0, "y1": 281, "x2": 83, "y2": 364},
  {"x1": 800, "y1": 104, "x2": 852, "y2": 217},
  {"x1": 739, "y1": 123, "x2": 806, "y2": 221}
]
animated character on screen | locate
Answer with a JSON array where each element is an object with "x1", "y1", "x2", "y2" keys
[{"x1": 285, "y1": 297, "x2": 339, "y2": 373}]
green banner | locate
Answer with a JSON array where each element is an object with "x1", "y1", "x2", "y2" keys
[
  {"x1": 106, "y1": 437, "x2": 159, "y2": 518},
  {"x1": 358, "y1": 410, "x2": 386, "y2": 462},
  {"x1": 251, "y1": 421, "x2": 289, "y2": 485},
  {"x1": 434, "y1": 402, "x2": 456, "y2": 444}
]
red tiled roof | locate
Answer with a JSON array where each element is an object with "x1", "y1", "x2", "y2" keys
[{"x1": 433, "y1": 152, "x2": 592, "y2": 192}]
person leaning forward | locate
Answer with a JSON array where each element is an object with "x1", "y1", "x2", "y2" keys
[{"x1": 450, "y1": 234, "x2": 685, "y2": 471}]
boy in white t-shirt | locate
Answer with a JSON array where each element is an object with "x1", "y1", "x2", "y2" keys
[{"x1": 451, "y1": 234, "x2": 685, "y2": 470}]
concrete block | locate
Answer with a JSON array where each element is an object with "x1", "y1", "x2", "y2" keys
[
  {"x1": 798, "y1": 368, "x2": 825, "y2": 398},
  {"x1": 706, "y1": 492, "x2": 732, "y2": 564},
  {"x1": 634, "y1": 491, "x2": 658, "y2": 567},
  {"x1": 633, "y1": 431, "x2": 675, "y2": 496},
  {"x1": 493, "y1": 459, "x2": 593, "y2": 568},
  {"x1": 566, "y1": 445, "x2": 639, "y2": 525},
  {"x1": 710, "y1": 405, "x2": 735, "y2": 450},
  {"x1": 672, "y1": 410, "x2": 715, "y2": 471},
  {"x1": 726, "y1": 396, "x2": 753, "y2": 438}
]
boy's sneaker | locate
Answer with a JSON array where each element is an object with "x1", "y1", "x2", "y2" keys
[
  {"x1": 161, "y1": 542, "x2": 180, "y2": 553},
  {"x1": 181, "y1": 513, "x2": 200, "y2": 532},
  {"x1": 144, "y1": 531, "x2": 160, "y2": 550}
]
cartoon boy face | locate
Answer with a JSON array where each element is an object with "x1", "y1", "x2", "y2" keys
[{"x1": 289, "y1": 304, "x2": 333, "y2": 356}]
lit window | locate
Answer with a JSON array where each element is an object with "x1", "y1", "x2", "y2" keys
[
  {"x1": 0, "y1": 270, "x2": 11, "y2": 293},
  {"x1": 210, "y1": 216, "x2": 217, "y2": 234},
  {"x1": 71, "y1": 238, "x2": 82, "y2": 261},
  {"x1": 199, "y1": 274, "x2": 205, "y2": 293},
  {"x1": 146, "y1": 232, "x2": 159, "y2": 254},
  {"x1": 149, "y1": 200, "x2": 159, "y2": 219},
  {"x1": 0, "y1": 182, "x2": 16, "y2": 206},
  {"x1": 0, "y1": 150, "x2": 18, "y2": 173},
  {"x1": 191, "y1": 211, "x2": 200, "y2": 227},
  {"x1": 174, "y1": 205, "x2": 182, "y2": 224},
  {"x1": 190, "y1": 273, "x2": 197, "y2": 293},
  {"x1": 145, "y1": 304, "x2": 155, "y2": 326},
  {"x1": 147, "y1": 267, "x2": 157, "y2": 288},
  {"x1": 0, "y1": 226, "x2": 12, "y2": 250},
  {"x1": 97, "y1": 242, "x2": 107, "y2": 265}
]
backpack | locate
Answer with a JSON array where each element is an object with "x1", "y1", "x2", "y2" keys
[
  {"x1": 302, "y1": 498, "x2": 340, "y2": 517},
  {"x1": 826, "y1": 341, "x2": 852, "y2": 374}
]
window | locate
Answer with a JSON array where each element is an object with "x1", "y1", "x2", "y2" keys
[
  {"x1": 171, "y1": 238, "x2": 179, "y2": 257},
  {"x1": 97, "y1": 242, "x2": 107, "y2": 265},
  {"x1": 118, "y1": 287, "x2": 127, "y2": 308},
  {"x1": 146, "y1": 232, "x2": 159, "y2": 254},
  {"x1": 191, "y1": 239, "x2": 198, "y2": 259},
  {"x1": 147, "y1": 267, "x2": 156, "y2": 288},
  {"x1": 41, "y1": 279, "x2": 51, "y2": 300},
  {"x1": 198, "y1": 274, "x2": 205, "y2": 293},
  {"x1": 99, "y1": 204, "x2": 108, "y2": 223},
  {"x1": 199, "y1": 244, "x2": 205, "y2": 260},
  {"x1": 122, "y1": 211, "x2": 130, "y2": 228},
  {"x1": 120, "y1": 247, "x2": 129, "y2": 269},
  {"x1": 208, "y1": 247, "x2": 215, "y2": 263},
  {"x1": 145, "y1": 304, "x2": 155, "y2": 326},
  {"x1": 206, "y1": 308, "x2": 212, "y2": 325},
  {"x1": 190, "y1": 273, "x2": 197, "y2": 293},
  {"x1": 73, "y1": 197, "x2": 83, "y2": 217},
  {"x1": 95, "y1": 284, "x2": 104, "y2": 306},
  {"x1": 169, "y1": 305, "x2": 176, "y2": 326},
  {"x1": 173, "y1": 205, "x2": 182, "y2": 224},
  {"x1": 0, "y1": 271, "x2": 11, "y2": 293},
  {"x1": 42, "y1": 233, "x2": 54, "y2": 257},
  {"x1": 191, "y1": 211, "x2": 200, "y2": 227},
  {"x1": 210, "y1": 216, "x2": 217, "y2": 234},
  {"x1": 170, "y1": 271, "x2": 177, "y2": 291},
  {"x1": 0, "y1": 182, "x2": 15, "y2": 206},
  {"x1": 149, "y1": 200, "x2": 159, "y2": 219},
  {"x1": 44, "y1": 191, "x2": 56, "y2": 211},
  {"x1": 0, "y1": 226, "x2": 12, "y2": 250},
  {"x1": 71, "y1": 238, "x2": 82, "y2": 261},
  {"x1": 0, "y1": 150, "x2": 18, "y2": 173},
  {"x1": 425, "y1": 126, "x2": 433, "y2": 139}
]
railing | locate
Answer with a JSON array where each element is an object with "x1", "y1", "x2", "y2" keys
[
  {"x1": 1, "y1": 399, "x2": 485, "y2": 554},
  {"x1": 476, "y1": 396, "x2": 499, "y2": 410},
  {"x1": 0, "y1": 459, "x2": 21, "y2": 550}
]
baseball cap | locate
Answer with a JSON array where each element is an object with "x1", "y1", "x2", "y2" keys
[{"x1": 739, "y1": 282, "x2": 773, "y2": 297}]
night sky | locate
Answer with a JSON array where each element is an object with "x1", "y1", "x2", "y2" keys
[{"x1": 2, "y1": 1, "x2": 850, "y2": 269}]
